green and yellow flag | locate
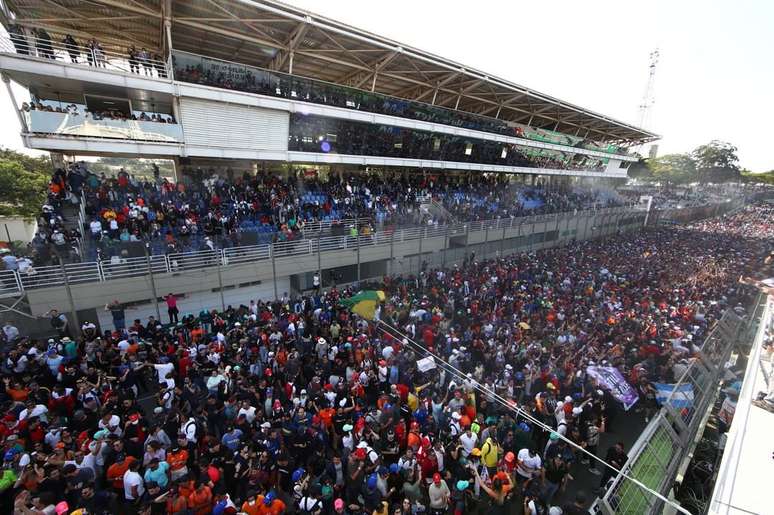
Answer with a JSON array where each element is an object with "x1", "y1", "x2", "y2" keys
[{"x1": 340, "y1": 290, "x2": 386, "y2": 320}]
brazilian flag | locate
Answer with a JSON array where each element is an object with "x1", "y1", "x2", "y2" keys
[{"x1": 340, "y1": 290, "x2": 386, "y2": 320}]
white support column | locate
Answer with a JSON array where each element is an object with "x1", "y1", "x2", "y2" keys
[{"x1": 2, "y1": 74, "x2": 28, "y2": 133}]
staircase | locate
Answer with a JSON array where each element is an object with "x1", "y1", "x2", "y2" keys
[
  {"x1": 59, "y1": 193, "x2": 87, "y2": 260},
  {"x1": 420, "y1": 197, "x2": 458, "y2": 224}
]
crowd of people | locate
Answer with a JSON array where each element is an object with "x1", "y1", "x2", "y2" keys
[
  {"x1": 20, "y1": 102, "x2": 177, "y2": 125},
  {"x1": 0, "y1": 200, "x2": 769, "y2": 515},
  {"x1": 288, "y1": 116, "x2": 607, "y2": 173},
  {"x1": 20, "y1": 163, "x2": 624, "y2": 266}
]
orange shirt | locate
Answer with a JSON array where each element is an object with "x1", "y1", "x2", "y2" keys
[
  {"x1": 318, "y1": 408, "x2": 335, "y2": 428},
  {"x1": 256, "y1": 498, "x2": 286, "y2": 515},
  {"x1": 106, "y1": 456, "x2": 136, "y2": 489},
  {"x1": 167, "y1": 449, "x2": 189, "y2": 471},
  {"x1": 6, "y1": 387, "x2": 29, "y2": 402},
  {"x1": 167, "y1": 495, "x2": 188, "y2": 514},
  {"x1": 241, "y1": 500, "x2": 261, "y2": 515},
  {"x1": 188, "y1": 486, "x2": 212, "y2": 515}
]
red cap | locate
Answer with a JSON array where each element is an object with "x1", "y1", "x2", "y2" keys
[
  {"x1": 324, "y1": 383, "x2": 333, "y2": 391},
  {"x1": 433, "y1": 472, "x2": 441, "y2": 484},
  {"x1": 273, "y1": 400, "x2": 282, "y2": 409},
  {"x1": 128, "y1": 413, "x2": 140, "y2": 422},
  {"x1": 264, "y1": 368, "x2": 273, "y2": 377},
  {"x1": 354, "y1": 448, "x2": 366, "y2": 460}
]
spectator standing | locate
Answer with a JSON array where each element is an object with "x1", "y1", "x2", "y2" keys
[
  {"x1": 63, "y1": 34, "x2": 79, "y2": 63},
  {"x1": 164, "y1": 293, "x2": 179, "y2": 324},
  {"x1": 106, "y1": 299, "x2": 126, "y2": 331},
  {"x1": 8, "y1": 24, "x2": 29, "y2": 55},
  {"x1": 47, "y1": 309, "x2": 70, "y2": 338},
  {"x1": 128, "y1": 45, "x2": 139, "y2": 74}
]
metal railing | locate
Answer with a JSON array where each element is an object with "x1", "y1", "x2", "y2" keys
[
  {"x1": 598, "y1": 306, "x2": 749, "y2": 515},
  {"x1": 1, "y1": 206, "x2": 638, "y2": 295},
  {"x1": 0, "y1": 32, "x2": 171, "y2": 79}
]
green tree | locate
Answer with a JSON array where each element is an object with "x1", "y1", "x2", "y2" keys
[
  {"x1": 0, "y1": 148, "x2": 50, "y2": 218},
  {"x1": 650, "y1": 153, "x2": 697, "y2": 186},
  {"x1": 691, "y1": 140, "x2": 741, "y2": 183},
  {"x1": 741, "y1": 169, "x2": 774, "y2": 185}
]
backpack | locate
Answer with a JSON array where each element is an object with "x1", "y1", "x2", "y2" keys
[
  {"x1": 185, "y1": 417, "x2": 205, "y2": 442},
  {"x1": 298, "y1": 497, "x2": 321, "y2": 514}
]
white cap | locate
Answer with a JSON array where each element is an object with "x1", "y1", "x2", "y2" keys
[
  {"x1": 564, "y1": 396, "x2": 573, "y2": 403},
  {"x1": 452, "y1": 412, "x2": 462, "y2": 420}
]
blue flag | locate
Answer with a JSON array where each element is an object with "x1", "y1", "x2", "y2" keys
[{"x1": 653, "y1": 382, "x2": 694, "y2": 409}]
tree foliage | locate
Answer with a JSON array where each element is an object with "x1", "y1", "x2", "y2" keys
[
  {"x1": 742, "y1": 169, "x2": 774, "y2": 185},
  {"x1": 650, "y1": 153, "x2": 697, "y2": 185},
  {"x1": 691, "y1": 140, "x2": 741, "y2": 183},
  {"x1": 636, "y1": 140, "x2": 744, "y2": 185},
  {"x1": 0, "y1": 148, "x2": 50, "y2": 219}
]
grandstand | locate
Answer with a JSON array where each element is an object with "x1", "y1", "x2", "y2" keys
[{"x1": 0, "y1": 0, "x2": 660, "y2": 315}]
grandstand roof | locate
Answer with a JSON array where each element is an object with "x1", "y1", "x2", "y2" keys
[{"x1": 2, "y1": 0, "x2": 659, "y2": 144}]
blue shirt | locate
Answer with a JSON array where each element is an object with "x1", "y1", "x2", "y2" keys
[
  {"x1": 221, "y1": 429, "x2": 243, "y2": 451},
  {"x1": 144, "y1": 461, "x2": 169, "y2": 488}
]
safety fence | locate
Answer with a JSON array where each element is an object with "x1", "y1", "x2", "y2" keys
[
  {"x1": 0, "y1": 206, "x2": 637, "y2": 296},
  {"x1": 598, "y1": 305, "x2": 754, "y2": 515}
]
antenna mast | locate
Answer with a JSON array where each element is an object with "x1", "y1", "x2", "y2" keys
[{"x1": 638, "y1": 49, "x2": 659, "y2": 130}]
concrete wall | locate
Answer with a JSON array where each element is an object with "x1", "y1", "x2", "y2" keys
[{"x1": 0, "y1": 217, "x2": 38, "y2": 244}]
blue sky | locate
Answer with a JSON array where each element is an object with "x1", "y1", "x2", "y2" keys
[{"x1": 1, "y1": 0, "x2": 772, "y2": 171}]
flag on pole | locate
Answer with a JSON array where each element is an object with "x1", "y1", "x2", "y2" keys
[
  {"x1": 340, "y1": 290, "x2": 386, "y2": 320},
  {"x1": 653, "y1": 382, "x2": 694, "y2": 409}
]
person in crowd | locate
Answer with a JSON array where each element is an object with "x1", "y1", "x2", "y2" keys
[
  {"x1": 106, "y1": 299, "x2": 127, "y2": 332},
  {"x1": 63, "y1": 34, "x2": 79, "y2": 63}
]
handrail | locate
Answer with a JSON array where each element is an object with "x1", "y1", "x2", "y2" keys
[
  {"x1": 0, "y1": 32, "x2": 171, "y2": 79},
  {"x1": 5, "y1": 205, "x2": 639, "y2": 294}
]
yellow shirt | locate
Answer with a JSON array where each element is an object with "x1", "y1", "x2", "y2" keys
[{"x1": 481, "y1": 437, "x2": 500, "y2": 467}]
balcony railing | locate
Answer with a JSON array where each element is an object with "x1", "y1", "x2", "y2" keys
[
  {"x1": 2, "y1": 206, "x2": 638, "y2": 296},
  {"x1": 24, "y1": 110, "x2": 183, "y2": 142},
  {"x1": 0, "y1": 32, "x2": 171, "y2": 79}
]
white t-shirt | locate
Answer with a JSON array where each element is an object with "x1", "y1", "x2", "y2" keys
[
  {"x1": 238, "y1": 406, "x2": 257, "y2": 423},
  {"x1": 459, "y1": 432, "x2": 478, "y2": 457},
  {"x1": 123, "y1": 470, "x2": 145, "y2": 500},
  {"x1": 516, "y1": 449, "x2": 542, "y2": 479},
  {"x1": 153, "y1": 363, "x2": 175, "y2": 384},
  {"x1": 19, "y1": 404, "x2": 48, "y2": 421}
]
